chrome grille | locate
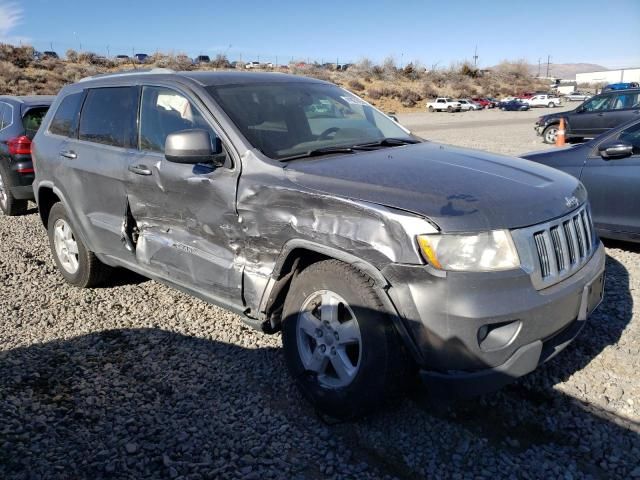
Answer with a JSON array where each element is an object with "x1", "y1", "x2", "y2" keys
[{"x1": 512, "y1": 204, "x2": 597, "y2": 290}]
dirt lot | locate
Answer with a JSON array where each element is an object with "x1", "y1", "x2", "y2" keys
[
  {"x1": 398, "y1": 103, "x2": 576, "y2": 156},
  {"x1": 1, "y1": 109, "x2": 639, "y2": 479}
]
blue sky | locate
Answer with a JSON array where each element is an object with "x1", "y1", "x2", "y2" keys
[{"x1": 1, "y1": 0, "x2": 639, "y2": 68}]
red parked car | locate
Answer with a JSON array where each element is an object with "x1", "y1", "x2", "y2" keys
[{"x1": 471, "y1": 98, "x2": 494, "y2": 109}]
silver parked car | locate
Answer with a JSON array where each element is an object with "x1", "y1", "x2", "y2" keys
[
  {"x1": 564, "y1": 91, "x2": 592, "y2": 102},
  {"x1": 32, "y1": 70, "x2": 605, "y2": 417},
  {"x1": 457, "y1": 99, "x2": 482, "y2": 111}
]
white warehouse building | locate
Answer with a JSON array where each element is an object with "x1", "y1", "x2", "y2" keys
[{"x1": 576, "y1": 68, "x2": 640, "y2": 85}]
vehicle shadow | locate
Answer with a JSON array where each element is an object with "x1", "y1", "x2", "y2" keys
[{"x1": 0, "y1": 256, "x2": 637, "y2": 479}]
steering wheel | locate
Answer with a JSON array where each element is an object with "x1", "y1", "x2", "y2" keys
[{"x1": 318, "y1": 127, "x2": 341, "y2": 140}]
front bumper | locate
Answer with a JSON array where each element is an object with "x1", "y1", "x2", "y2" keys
[{"x1": 382, "y1": 241, "x2": 605, "y2": 395}]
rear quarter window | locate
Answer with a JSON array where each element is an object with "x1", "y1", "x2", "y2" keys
[
  {"x1": 22, "y1": 106, "x2": 50, "y2": 139},
  {"x1": 49, "y1": 92, "x2": 84, "y2": 137}
]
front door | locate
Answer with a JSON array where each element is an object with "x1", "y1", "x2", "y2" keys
[
  {"x1": 569, "y1": 94, "x2": 613, "y2": 137},
  {"x1": 125, "y1": 85, "x2": 241, "y2": 300},
  {"x1": 581, "y1": 121, "x2": 640, "y2": 236}
]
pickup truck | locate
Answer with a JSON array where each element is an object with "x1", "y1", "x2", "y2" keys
[
  {"x1": 524, "y1": 94, "x2": 561, "y2": 108},
  {"x1": 427, "y1": 98, "x2": 461, "y2": 112}
]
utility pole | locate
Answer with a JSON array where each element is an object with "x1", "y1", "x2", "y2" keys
[
  {"x1": 473, "y1": 45, "x2": 478, "y2": 67},
  {"x1": 50, "y1": 41, "x2": 53, "y2": 51},
  {"x1": 106, "y1": 45, "x2": 110, "y2": 58},
  {"x1": 537, "y1": 58, "x2": 541, "y2": 77},
  {"x1": 546, "y1": 55, "x2": 551, "y2": 78}
]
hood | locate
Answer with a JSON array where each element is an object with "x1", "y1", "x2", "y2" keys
[{"x1": 283, "y1": 142, "x2": 587, "y2": 232}]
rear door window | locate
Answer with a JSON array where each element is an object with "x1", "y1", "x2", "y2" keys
[
  {"x1": 49, "y1": 92, "x2": 84, "y2": 138},
  {"x1": 610, "y1": 92, "x2": 640, "y2": 111},
  {"x1": 79, "y1": 87, "x2": 138, "y2": 148}
]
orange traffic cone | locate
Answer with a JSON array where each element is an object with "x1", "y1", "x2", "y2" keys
[{"x1": 555, "y1": 118, "x2": 566, "y2": 147}]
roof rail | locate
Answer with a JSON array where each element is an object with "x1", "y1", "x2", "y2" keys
[{"x1": 79, "y1": 68, "x2": 176, "y2": 83}]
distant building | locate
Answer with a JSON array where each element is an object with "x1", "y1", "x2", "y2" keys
[{"x1": 576, "y1": 68, "x2": 640, "y2": 85}]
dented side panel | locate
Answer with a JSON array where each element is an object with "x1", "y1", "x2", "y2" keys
[
  {"x1": 125, "y1": 149, "x2": 243, "y2": 301},
  {"x1": 236, "y1": 151, "x2": 433, "y2": 315}
]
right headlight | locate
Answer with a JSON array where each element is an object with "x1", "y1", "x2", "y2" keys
[{"x1": 417, "y1": 230, "x2": 520, "y2": 272}]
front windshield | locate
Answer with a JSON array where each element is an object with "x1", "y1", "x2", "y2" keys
[{"x1": 206, "y1": 82, "x2": 413, "y2": 159}]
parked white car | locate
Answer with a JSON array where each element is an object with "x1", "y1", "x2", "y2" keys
[
  {"x1": 427, "y1": 97, "x2": 462, "y2": 112},
  {"x1": 457, "y1": 99, "x2": 482, "y2": 111},
  {"x1": 524, "y1": 94, "x2": 561, "y2": 108},
  {"x1": 245, "y1": 61, "x2": 261, "y2": 69}
]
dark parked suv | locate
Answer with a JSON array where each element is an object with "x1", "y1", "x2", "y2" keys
[
  {"x1": 32, "y1": 71, "x2": 605, "y2": 417},
  {"x1": 0, "y1": 96, "x2": 53, "y2": 215},
  {"x1": 536, "y1": 88, "x2": 640, "y2": 143}
]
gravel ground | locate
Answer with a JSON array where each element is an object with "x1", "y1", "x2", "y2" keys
[{"x1": 1, "y1": 114, "x2": 639, "y2": 479}]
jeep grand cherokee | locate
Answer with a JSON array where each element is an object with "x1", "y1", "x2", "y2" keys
[{"x1": 32, "y1": 71, "x2": 605, "y2": 417}]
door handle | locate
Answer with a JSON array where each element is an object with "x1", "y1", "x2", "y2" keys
[
  {"x1": 60, "y1": 150, "x2": 77, "y2": 159},
  {"x1": 128, "y1": 164, "x2": 152, "y2": 176}
]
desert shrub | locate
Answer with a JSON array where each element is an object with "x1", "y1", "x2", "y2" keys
[
  {"x1": 77, "y1": 51, "x2": 97, "y2": 64},
  {"x1": 367, "y1": 88, "x2": 382, "y2": 100},
  {"x1": 421, "y1": 82, "x2": 439, "y2": 98},
  {"x1": 303, "y1": 67, "x2": 332, "y2": 82},
  {"x1": 348, "y1": 79, "x2": 365, "y2": 91},
  {"x1": 0, "y1": 44, "x2": 34, "y2": 68},
  {"x1": 66, "y1": 49, "x2": 79, "y2": 63},
  {"x1": 398, "y1": 88, "x2": 422, "y2": 107},
  {"x1": 460, "y1": 62, "x2": 480, "y2": 78},
  {"x1": 211, "y1": 54, "x2": 231, "y2": 68}
]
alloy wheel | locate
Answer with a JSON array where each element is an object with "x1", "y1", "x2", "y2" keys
[
  {"x1": 53, "y1": 218, "x2": 80, "y2": 274},
  {"x1": 296, "y1": 290, "x2": 362, "y2": 389}
]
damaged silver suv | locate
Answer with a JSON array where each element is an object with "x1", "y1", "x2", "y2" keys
[{"x1": 32, "y1": 71, "x2": 605, "y2": 417}]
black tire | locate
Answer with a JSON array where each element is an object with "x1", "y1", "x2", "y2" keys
[
  {"x1": 548, "y1": 102, "x2": 555, "y2": 108},
  {"x1": 447, "y1": 106, "x2": 453, "y2": 113},
  {"x1": 428, "y1": 106, "x2": 434, "y2": 112},
  {"x1": 47, "y1": 202, "x2": 111, "y2": 287},
  {"x1": 282, "y1": 260, "x2": 409, "y2": 418},
  {"x1": 0, "y1": 163, "x2": 28, "y2": 216},
  {"x1": 542, "y1": 124, "x2": 559, "y2": 144}
]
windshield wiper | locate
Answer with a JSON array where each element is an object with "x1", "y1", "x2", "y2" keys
[
  {"x1": 279, "y1": 146, "x2": 356, "y2": 161},
  {"x1": 352, "y1": 137, "x2": 421, "y2": 149}
]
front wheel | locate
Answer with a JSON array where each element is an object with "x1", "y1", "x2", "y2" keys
[
  {"x1": 282, "y1": 260, "x2": 409, "y2": 418},
  {"x1": 542, "y1": 124, "x2": 559, "y2": 144},
  {"x1": 447, "y1": 106, "x2": 453, "y2": 112},
  {"x1": 548, "y1": 102, "x2": 556, "y2": 108},
  {"x1": 47, "y1": 202, "x2": 112, "y2": 287},
  {"x1": 428, "y1": 106, "x2": 434, "y2": 112}
]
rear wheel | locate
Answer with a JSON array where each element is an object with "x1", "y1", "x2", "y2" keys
[
  {"x1": 543, "y1": 124, "x2": 559, "y2": 144},
  {"x1": 282, "y1": 260, "x2": 409, "y2": 418},
  {"x1": 47, "y1": 202, "x2": 112, "y2": 287},
  {"x1": 0, "y1": 164, "x2": 28, "y2": 216}
]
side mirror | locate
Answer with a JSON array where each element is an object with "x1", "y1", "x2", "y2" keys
[
  {"x1": 386, "y1": 112, "x2": 399, "y2": 122},
  {"x1": 598, "y1": 140, "x2": 634, "y2": 160},
  {"x1": 165, "y1": 129, "x2": 225, "y2": 166}
]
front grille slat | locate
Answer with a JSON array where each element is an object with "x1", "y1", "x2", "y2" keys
[
  {"x1": 574, "y1": 215, "x2": 586, "y2": 258},
  {"x1": 550, "y1": 226, "x2": 565, "y2": 271},
  {"x1": 527, "y1": 204, "x2": 596, "y2": 289}
]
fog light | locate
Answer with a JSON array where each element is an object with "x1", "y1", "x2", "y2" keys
[{"x1": 477, "y1": 320, "x2": 522, "y2": 352}]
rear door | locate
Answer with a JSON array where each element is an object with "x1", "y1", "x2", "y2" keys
[
  {"x1": 62, "y1": 86, "x2": 139, "y2": 258},
  {"x1": 124, "y1": 84, "x2": 241, "y2": 300},
  {"x1": 569, "y1": 94, "x2": 614, "y2": 136},
  {"x1": 580, "y1": 121, "x2": 640, "y2": 236},
  {"x1": 600, "y1": 91, "x2": 640, "y2": 130}
]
